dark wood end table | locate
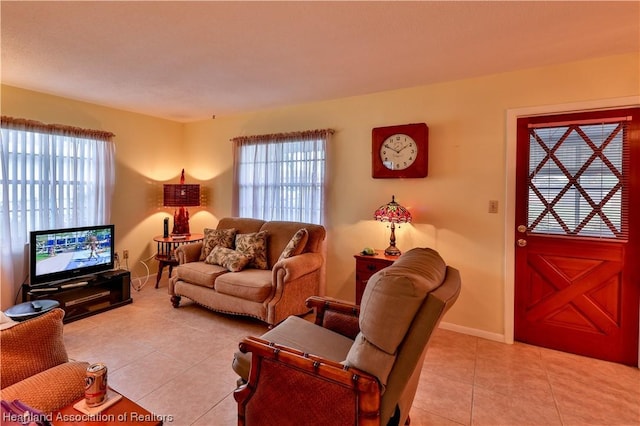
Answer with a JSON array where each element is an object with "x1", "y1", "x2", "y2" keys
[
  {"x1": 354, "y1": 249, "x2": 398, "y2": 304},
  {"x1": 153, "y1": 233, "x2": 203, "y2": 288}
]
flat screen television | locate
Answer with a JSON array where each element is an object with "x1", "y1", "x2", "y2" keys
[{"x1": 29, "y1": 224, "x2": 115, "y2": 286}]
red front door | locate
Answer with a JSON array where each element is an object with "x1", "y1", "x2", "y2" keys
[{"x1": 514, "y1": 107, "x2": 640, "y2": 365}]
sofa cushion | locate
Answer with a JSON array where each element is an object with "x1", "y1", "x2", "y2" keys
[
  {"x1": 277, "y1": 228, "x2": 309, "y2": 262},
  {"x1": 0, "y1": 308, "x2": 68, "y2": 388},
  {"x1": 175, "y1": 261, "x2": 228, "y2": 288},
  {"x1": 345, "y1": 248, "x2": 446, "y2": 386},
  {"x1": 214, "y1": 269, "x2": 273, "y2": 302},
  {"x1": 205, "y1": 246, "x2": 252, "y2": 272},
  {"x1": 200, "y1": 228, "x2": 237, "y2": 261},
  {"x1": 235, "y1": 231, "x2": 269, "y2": 270}
]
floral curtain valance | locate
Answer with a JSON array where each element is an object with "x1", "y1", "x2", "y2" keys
[
  {"x1": 1, "y1": 116, "x2": 115, "y2": 141},
  {"x1": 231, "y1": 128, "x2": 334, "y2": 144}
]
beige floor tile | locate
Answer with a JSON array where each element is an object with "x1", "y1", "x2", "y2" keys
[
  {"x1": 408, "y1": 405, "x2": 466, "y2": 426},
  {"x1": 137, "y1": 364, "x2": 233, "y2": 426},
  {"x1": 191, "y1": 394, "x2": 237, "y2": 426},
  {"x1": 412, "y1": 372, "x2": 473, "y2": 425},
  {"x1": 108, "y1": 350, "x2": 191, "y2": 401},
  {"x1": 471, "y1": 385, "x2": 562, "y2": 426},
  {"x1": 424, "y1": 329, "x2": 478, "y2": 384},
  {"x1": 474, "y1": 356, "x2": 550, "y2": 398},
  {"x1": 541, "y1": 346, "x2": 640, "y2": 396},
  {"x1": 550, "y1": 373, "x2": 640, "y2": 425}
]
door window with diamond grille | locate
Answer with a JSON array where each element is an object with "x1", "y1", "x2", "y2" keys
[{"x1": 527, "y1": 118, "x2": 629, "y2": 239}]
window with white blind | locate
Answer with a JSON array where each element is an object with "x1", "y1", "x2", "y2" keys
[
  {"x1": 527, "y1": 118, "x2": 629, "y2": 239},
  {"x1": 1, "y1": 116, "x2": 115, "y2": 290},
  {"x1": 232, "y1": 129, "x2": 333, "y2": 225}
]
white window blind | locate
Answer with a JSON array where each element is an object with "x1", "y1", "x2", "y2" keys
[
  {"x1": 0, "y1": 116, "x2": 115, "y2": 299},
  {"x1": 232, "y1": 129, "x2": 332, "y2": 225},
  {"x1": 527, "y1": 118, "x2": 629, "y2": 239}
]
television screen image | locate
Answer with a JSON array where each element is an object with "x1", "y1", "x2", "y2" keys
[{"x1": 29, "y1": 225, "x2": 115, "y2": 285}]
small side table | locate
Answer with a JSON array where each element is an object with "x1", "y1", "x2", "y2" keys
[
  {"x1": 5, "y1": 299, "x2": 60, "y2": 321},
  {"x1": 51, "y1": 387, "x2": 162, "y2": 426},
  {"x1": 354, "y1": 250, "x2": 399, "y2": 304},
  {"x1": 153, "y1": 233, "x2": 204, "y2": 288}
]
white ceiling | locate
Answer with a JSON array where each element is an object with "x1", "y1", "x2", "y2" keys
[{"x1": 2, "y1": 1, "x2": 639, "y2": 122}]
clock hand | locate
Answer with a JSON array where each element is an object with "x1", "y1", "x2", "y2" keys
[{"x1": 384, "y1": 143, "x2": 400, "y2": 154}]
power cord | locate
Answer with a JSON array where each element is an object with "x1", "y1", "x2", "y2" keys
[
  {"x1": 15, "y1": 273, "x2": 30, "y2": 305},
  {"x1": 126, "y1": 252, "x2": 157, "y2": 292}
]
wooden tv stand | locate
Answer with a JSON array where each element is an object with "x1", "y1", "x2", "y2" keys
[{"x1": 22, "y1": 269, "x2": 132, "y2": 323}]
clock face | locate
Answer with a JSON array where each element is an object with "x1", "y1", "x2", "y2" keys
[
  {"x1": 372, "y1": 123, "x2": 428, "y2": 178},
  {"x1": 379, "y1": 134, "x2": 418, "y2": 170}
]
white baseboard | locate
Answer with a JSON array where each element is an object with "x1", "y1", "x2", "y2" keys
[{"x1": 439, "y1": 321, "x2": 507, "y2": 343}]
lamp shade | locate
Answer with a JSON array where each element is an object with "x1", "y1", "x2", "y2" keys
[
  {"x1": 374, "y1": 195, "x2": 412, "y2": 223},
  {"x1": 374, "y1": 195, "x2": 411, "y2": 256},
  {"x1": 163, "y1": 184, "x2": 200, "y2": 207},
  {"x1": 163, "y1": 169, "x2": 200, "y2": 236}
]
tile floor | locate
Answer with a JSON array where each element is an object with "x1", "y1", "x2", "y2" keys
[{"x1": 63, "y1": 276, "x2": 640, "y2": 426}]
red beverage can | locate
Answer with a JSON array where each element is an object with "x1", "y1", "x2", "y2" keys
[{"x1": 85, "y1": 363, "x2": 108, "y2": 407}]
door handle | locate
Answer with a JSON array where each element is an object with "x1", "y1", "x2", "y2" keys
[
  {"x1": 517, "y1": 239, "x2": 527, "y2": 247},
  {"x1": 517, "y1": 225, "x2": 527, "y2": 233}
]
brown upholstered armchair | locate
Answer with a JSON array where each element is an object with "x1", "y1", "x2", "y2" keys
[
  {"x1": 0, "y1": 308, "x2": 88, "y2": 412},
  {"x1": 233, "y1": 248, "x2": 461, "y2": 426}
]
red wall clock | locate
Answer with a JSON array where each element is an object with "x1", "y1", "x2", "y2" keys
[{"x1": 372, "y1": 123, "x2": 428, "y2": 178}]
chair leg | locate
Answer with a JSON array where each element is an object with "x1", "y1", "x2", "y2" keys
[{"x1": 171, "y1": 295, "x2": 181, "y2": 308}]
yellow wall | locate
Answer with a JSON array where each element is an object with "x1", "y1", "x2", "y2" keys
[{"x1": 2, "y1": 52, "x2": 638, "y2": 337}]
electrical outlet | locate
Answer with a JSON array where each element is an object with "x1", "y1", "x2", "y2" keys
[
  {"x1": 114, "y1": 252, "x2": 120, "y2": 262},
  {"x1": 123, "y1": 249, "x2": 129, "y2": 259},
  {"x1": 488, "y1": 200, "x2": 499, "y2": 214}
]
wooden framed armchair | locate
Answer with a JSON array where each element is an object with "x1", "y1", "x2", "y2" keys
[{"x1": 233, "y1": 248, "x2": 462, "y2": 426}]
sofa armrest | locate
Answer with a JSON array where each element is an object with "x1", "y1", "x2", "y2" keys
[
  {"x1": 175, "y1": 242, "x2": 203, "y2": 264},
  {"x1": 0, "y1": 361, "x2": 89, "y2": 413},
  {"x1": 306, "y1": 296, "x2": 360, "y2": 339},
  {"x1": 234, "y1": 336, "x2": 380, "y2": 426},
  {"x1": 272, "y1": 252, "x2": 323, "y2": 282}
]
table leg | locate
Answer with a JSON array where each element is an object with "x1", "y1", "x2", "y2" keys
[{"x1": 156, "y1": 261, "x2": 166, "y2": 288}]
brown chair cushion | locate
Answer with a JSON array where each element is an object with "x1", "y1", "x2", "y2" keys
[{"x1": 0, "y1": 308, "x2": 69, "y2": 388}]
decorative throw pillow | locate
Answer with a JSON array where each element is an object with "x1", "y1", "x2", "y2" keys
[
  {"x1": 200, "y1": 228, "x2": 237, "y2": 261},
  {"x1": 0, "y1": 308, "x2": 68, "y2": 388},
  {"x1": 277, "y1": 228, "x2": 309, "y2": 262},
  {"x1": 205, "y1": 246, "x2": 251, "y2": 272},
  {"x1": 235, "y1": 231, "x2": 269, "y2": 270}
]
